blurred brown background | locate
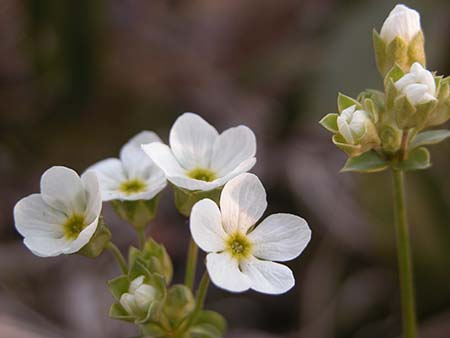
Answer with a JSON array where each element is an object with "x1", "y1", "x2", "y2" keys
[{"x1": 1, "y1": 0, "x2": 449, "y2": 337}]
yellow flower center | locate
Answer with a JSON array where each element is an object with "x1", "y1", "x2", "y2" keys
[
  {"x1": 63, "y1": 214, "x2": 87, "y2": 239},
  {"x1": 226, "y1": 233, "x2": 252, "y2": 260},
  {"x1": 187, "y1": 168, "x2": 217, "y2": 182},
  {"x1": 119, "y1": 179, "x2": 147, "y2": 195}
]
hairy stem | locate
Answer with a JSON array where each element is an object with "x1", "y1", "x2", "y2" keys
[
  {"x1": 137, "y1": 227, "x2": 146, "y2": 249},
  {"x1": 392, "y1": 169, "x2": 417, "y2": 338}
]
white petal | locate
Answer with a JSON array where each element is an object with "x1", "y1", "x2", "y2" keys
[
  {"x1": 142, "y1": 142, "x2": 185, "y2": 177},
  {"x1": 210, "y1": 126, "x2": 256, "y2": 176},
  {"x1": 190, "y1": 199, "x2": 227, "y2": 252},
  {"x1": 14, "y1": 194, "x2": 65, "y2": 238},
  {"x1": 220, "y1": 173, "x2": 267, "y2": 234},
  {"x1": 241, "y1": 256, "x2": 295, "y2": 295},
  {"x1": 81, "y1": 171, "x2": 102, "y2": 224},
  {"x1": 86, "y1": 158, "x2": 126, "y2": 201},
  {"x1": 64, "y1": 216, "x2": 99, "y2": 254},
  {"x1": 337, "y1": 116, "x2": 355, "y2": 144},
  {"x1": 23, "y1": 236, "x2": 70, "y2": 257},
  {"x1": 395, "y1": 73, "x2": 417, "y2": 91},
  {"x1": 40, "y1": 166, "x2": 86, "y2": 214},
  {"x1": 248, "y1": 213, "x2": 311, "y2": 262},
  {"x1": 169, "y1": 112, "x2": 218, "y2": 170},
  {"x1": 120, "y1": 131, "x2": 162, "y2": 179},
  {"x1": 405, "y1": 83, "x2": 429, "y2": 105},
  {"x1": 380, "y1": 4, "x2": 420, "y2": 43},
  {"x1": 206, "y1": 252, "x2": 251, "y2": 293}
]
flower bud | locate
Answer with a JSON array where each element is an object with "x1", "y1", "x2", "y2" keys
[
  {"x1": 395, "y1": 63, "x2": 436, "y2": 105},
  {"x1": 119, "y1": 276, "x2": 156, "y2": 318},
  {"x1": 162, "y1": 285, "x2": 195, "y2": 328},
  {"x1": 373, "y1": 4, "x2": 425, "y2": 75},
  {"x1": 333, "y1": 105, "x2": 381, "y2": 157}
]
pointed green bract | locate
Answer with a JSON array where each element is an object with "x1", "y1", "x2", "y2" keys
[
  {"x1": 410, "y1": 130, "x2": 450, "y2": 149},
  {"x1": 337, "y1": 93, "x2": 361, "y2": 112},
  {"x1": 319, "y1": 113, "x2": 339, "y2": 133},
  {"x1": 395, "y1": 147, "x2": 431, "y2": 171},
  {"x1": 341, "y1": 150, "x2": 388, "y2": 173}
]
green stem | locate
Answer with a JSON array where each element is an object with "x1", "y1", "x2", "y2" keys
[
  {"x1": 184, "y1": 237, "x2": 198, "y2": 290},
  {"x1": 106, "y1": 242, "x2": 128, "y2": 274},
  {"x1": 392, "y1": 169, "x2": 417, "y2": 338},
  {"x1": 194, "y1": 271, "x2": 210, "y2": 315},
  {"x1": 137, "y1": 227, "x2": 146, "y2": 249}
]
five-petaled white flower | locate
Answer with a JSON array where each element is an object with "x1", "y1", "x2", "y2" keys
[
  {"x1": 380, "y1": 4, "x2": 421, "y2": 44},
  {"x1": 190, "y1": 173, "x2": 311, "y2": 294},
  {"x1": 395, "y1": 62, "x2": 437, "y2": 105},
  {"x1": 142, "y1": 113, "x2": 256, "y2": 192},
  {"x1": 87, "y1": 131, "x2": 167, "y2": 201},
  {"x1": 14, "y1": 166, "x2": 102, "y2": 257}
]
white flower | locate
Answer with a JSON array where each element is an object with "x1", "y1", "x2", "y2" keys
[
  {"x1": 120, "y1": 276, "x2": 156, "y2": 316},
  {"x1": 337, "y1": 105, "x2": 372, "y2": 145},
  {"x1": 142, "y1": 113, "x2": 256, "y2": 192},
  {"x1": 380, "y1": 4, "x2": 421, "y2": 44},
  {"x1": 190, "y1": 173, "x2": 311, "y2": 294},
  {"x1": 14, "y1": 166, "x2": 102, "y2": 257},
  {"x1": 395, "y1": 62, "x2": 437, "y2": 105},
  {"x1": 87, "y1": 131, "x2": 167, "y2": 201}
]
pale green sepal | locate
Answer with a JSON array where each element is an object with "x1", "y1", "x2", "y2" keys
[
  {"x1": 407, "y1": 31, "x2": 426, "y2": 67},
  {"x1": 394, "y1": 95, "x2": 416, "y2": 129},
  {"x1": 173, "y1": 185, "x2": 222, "y2": 217},
  {"x1": 319, "y1": 113, "x2": 338, "y2": 133},
  {"x1": 162, "y1": 285, "x2": 196, "y2": 328},
  {"x1": 395, "y1": 147, "x2": 431, "y2": 171},
  {"x1": 337, "y1": 93, "x2": 361, "y2": 112},
  {"x1": 129, "y1": 258, "x2": 153, "y2": 281},
  {"x1": 386, "y1": 36, "x2": 408, "y2": 73},
  {"x1": 385, "y1": 78, "x2": 398, "y2": 112},
  {"x1": 78, "y1": 217, "x2": 112, "y2": 258},
  {"x1": 341, "y1": 151, "x2": 388, "y2": 173},
  {"x1": 109, "y1": 303, "x2": 134, "y2": 322},
  {"x1": 380, "y1": 124, "x2": 402, "y2": 153},
  {"x1": 373, "y1": 29, "x2": 387, "y2": 76},
  {"x1": 414, "y1": 99, "x2": 438, "y2": 130},
  {"x1": 107, "y1": 275, "x2": 130, "y2": 301},
  {"x1": 129, "y1": 239, "x2": 173, "y2": 284},
  {"x1": 189, "y1": 324, "x2": 223, "y2": 338},
  {"x1": 111, "y1": 195, "x2": 160, "y2": 230},
  {"x1": 332, "y1": 134, "x2": 362, "y2": 157},
  {"x1": 363, "y1": 98, "x2": 378, "y2": 122},
  {"x1": 194, "y1": 311, "x2": 227, "y2": 335},
  {"x1": 410, "y1": 130, "x2": 450, "y2": 149},
  {"x1": 384, "y1": 64, "x2": 405, "y2": 87},
  {"x1": 140, "y1": 322, "x2": 167, "y2": 337},
  {"x1": 426, "y1": 81, "x2": 450, "y2": 127}
]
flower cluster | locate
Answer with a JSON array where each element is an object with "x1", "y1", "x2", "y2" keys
[
  {"x1": 320, "y1": 4, "x2": 450, "y2": 173},
  {"x1": 13, "y1": 113, "x2": 311, "y2": 337}
]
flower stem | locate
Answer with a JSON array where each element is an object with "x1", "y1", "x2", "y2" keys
[
  {"x1": 392, "y1": 169, "x2": 417, "y2": 338},
  {"x1": 194, "y1": 271, "x2": 210, "y2": 315},
  {"x1": 137, "y1": 227, "x2": 146, "y2": 249},
  {"x1": 184, "y1": 237, "x2": 198, "y2": 290},
  {"x1": 106, "y1": 242, "x2": 128, "y2": 274}
]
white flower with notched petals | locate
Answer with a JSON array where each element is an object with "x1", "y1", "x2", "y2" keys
[
  {"x1": 142, "y1": 113, "x2": 256, "y2": 192},
  {"x1": 395, "y1": 62, "x2": 437, "y2": 105},
  {"x1": 120, "y1": 276, "x2": 156, "y2": 317},
  {"x1": 190, "y1": 173, "x2": 311, "y2": 294},
  {"x1": 380, "y1": 4, "x2": 421, "y2": 44},
  {"x1": 14, "y1": 166, "x2": 102, "y2": 257},
  {"x1": 87, "y1": 131, "x2": 167, "y2": 201}
]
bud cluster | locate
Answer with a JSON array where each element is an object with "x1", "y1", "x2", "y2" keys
[{"x1": 320, "y1": 4, "x2": 450, "y2": 173}]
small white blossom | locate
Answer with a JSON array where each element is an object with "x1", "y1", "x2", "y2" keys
[
  {"x1": 190, "y1": 173, "x2": 311, "y2": 294},
  {"x1": 142, "y1": 113, "x2": 256, "y2": 192},
  {"x1": 87, "y1": 131, "x2": 167, "y2": 201},
  {"x1": 380, "y1": 4, "x2": 421, "y2": 44},
  {"x1": 395, "y1": 62, "x2": 437, "y2": 105},
  {"x1": 14, "y1": 166, "x2": 102, "y2": 257},
  {"x1": 337, "y1": 105, "x2": 372, "y2": 145},
  {"x1": 120, "y1": 276, "x2": 156, "y2": 316}
]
